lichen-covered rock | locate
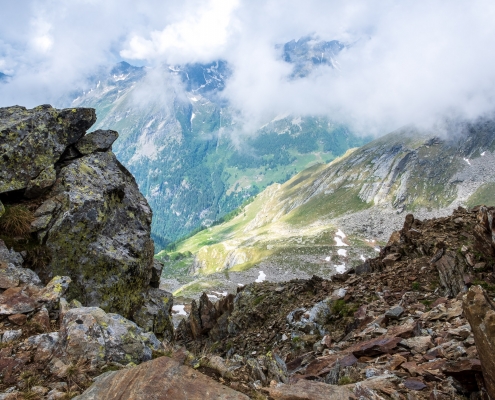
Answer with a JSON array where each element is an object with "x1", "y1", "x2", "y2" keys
[
  {"x1": 132, "y1": 288, "x2": 174, "y2": 341},
  {"x1": 0, "y1": 264, "x2": 42, "y2": 289},
  {"x1": 55, "y1": 307, "x2": 161, "y2": 370},
  {"x1": 75, "y1": 129, "x2": 118, "y2": 155},
  {"x1": 40, "y1": 151, "x2": 155, "y2": 318},
  {"x1": 24, "y1": 165, "x2": 57, "y2": 198},
  {"x1": 0, "y1": 105, "x2": 96, "y2": 194}
]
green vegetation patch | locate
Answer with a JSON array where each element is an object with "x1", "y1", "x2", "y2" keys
[{"x1": 466, "y1": 183, "x2": 495, "y2": 208}]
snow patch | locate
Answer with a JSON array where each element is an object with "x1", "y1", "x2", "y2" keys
[
  {"x1": 255, "y1": 271, "x2": 266, "y2": 283},
  {"x1": 335, "y1": 263, "x2": 347, "y2": 273},
  {"x1": 360, "y1": 255, "x2": 366, "y2": 261},
  {"x1": 481, "y1": 151, "x2": 486, "y2": 156},
  {"x1": 336, "y1": 229, "x2": 346, "y2": 238},
  {"x1": 463, "y1": 158, "x2": 471, "y2": 165},
  {"x1": 172, "y1": 305, "x2": 187, "y2": 316},
  {"x1": 325, "y1": 256, "x2": 331, "y2": 262},
  {"x1": 337, "y1": 249, "x2": 347, "y2": 257},
  {"x1": 211, "y1": 291, "x2": 227, "y2": 297}
]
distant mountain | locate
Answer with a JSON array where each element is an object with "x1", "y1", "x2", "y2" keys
[
  {"x1": 72, "y1": 38, "x2": 369, "y2": 250},
  {"x1": 280, "y1": 36, "x2": 345, "y2": 78},
  {"x1": 157, "y1": 118, "x2": 495, "y2": 297}
]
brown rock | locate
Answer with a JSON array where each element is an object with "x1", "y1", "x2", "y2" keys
[
  {"x1": 403, "y1": 378, "x2": 426, "y2": 391},
  {"x1": 0, "y1": 269, "x2": 19, "y2": 289},
  {"x1": 462, "y1": 285, "x2": 495, "y2": 398},
  {"x1": 350, "y1": 336, "x2": 402, "y2": 357},
  {"x1": 265, "y1": 379, "x2": 354, "y2": 400},
  {"x1": 0, "y1": 288, "x2": 37, "y2": 315},
  {"x1": 31, "y1": 306, "x2": 51, "y2": 332},
  {"x1": 442, "y1": 359, "x2": 482, "y2": 392},
  {"x1": 7, "y1": 313, "x2": 27, "y2": 325},
  {"x1": 383, "y1": 253, "x2": 402, "y2": 267},
  {"x1": 435, "y1": 252, "x2": 465, "y2": 297},
  {"x1": 73, "y1": 356, "x2": 249, "y2": 400}
]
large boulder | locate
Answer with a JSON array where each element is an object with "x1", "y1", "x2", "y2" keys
[
  {"x1": 39, "y1": 151, "x2": 155, "y2": 318},
  {"x1": 462, "y1": 285, "x2": 495, "y2": 398},
  {"x1": 0, "y1": 105, "x2": 172, "y2": 335},
  {"x1": 0, "y1": 105, "x2": 96, "y2": 194},
  {"x1": 55, "y1": 307, "x2": 161, "y2": 370},
  {"x1": 73, "y1": 356, "x2": 249, "y2": 400}
]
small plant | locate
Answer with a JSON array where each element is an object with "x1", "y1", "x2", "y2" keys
[
  {"x1": 338, "y1": 376, "x2": 355, "y2": 385},
  {"x1": 25, "y1": 246, "x2": 52, "y2": 270},
  {"x1": 331, "y1": 300, "x2": 357, "y2": 318},
  {"x1": 412, "y1": 281, "x2": 421, "y2": 291},
  {"x1": 0, "y1": 204, "x2": 34, "y2": 237},
  {"x1": 420, "y1": 299, "x2": 433, "y2": 309}
]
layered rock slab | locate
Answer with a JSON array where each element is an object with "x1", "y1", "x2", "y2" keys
[
  {"x1": 73, "y1": 356, "x2": 249, "y2": 400},
  {"x1": 463, "y1": 285, "x2": 495, "y2": 398}
]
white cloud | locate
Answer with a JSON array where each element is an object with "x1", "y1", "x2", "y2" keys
[
  {"x1": 1, "y1": 0, "x2": 495, "y2": 136},
  {"x1": 121, "y1": 0, "x2": 240, "y2": 64}
]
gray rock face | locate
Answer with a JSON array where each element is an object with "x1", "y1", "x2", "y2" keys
[
  {"x1": 0, "y1": 105, "x2": 172, "y2": 335},
  {"x1": 55, "y1": 307, "x2": 161, "y2": 370},
  {"x1": 133, "y1": 288, "x2": 174, "y2": 341},
  {"x1": 40, "y1": 151, "x2": 155, "y2": 318},
  {"x1": 75, "y1": 129, "x2": 118, "y2": 155},
  {"x1": 0, "y1": 105, "x2": 96, "y2": 193}
]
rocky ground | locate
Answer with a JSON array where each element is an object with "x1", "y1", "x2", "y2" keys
[
  {"x1": 1, "y1": 105, "x2": 495, "y2": 399},
  {"x1": 172, "y1": 206, "x2": 495, "y2": 399}
]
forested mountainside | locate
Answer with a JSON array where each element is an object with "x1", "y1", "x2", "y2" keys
[
  {"x1": 71, "y1": 37, "x2": 369, "y2": 250},
  {"x1": 158, "y1": 117, "x2": 495, "y2": 297}
]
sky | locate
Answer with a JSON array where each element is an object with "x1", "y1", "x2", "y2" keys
[{"x1": 1, "y1": 0, "x2": 495, "y2": 135}]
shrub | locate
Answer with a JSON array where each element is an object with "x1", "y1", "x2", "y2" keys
[{"x1": 0, "y1": 205, "x2": 34, "y2": 237}]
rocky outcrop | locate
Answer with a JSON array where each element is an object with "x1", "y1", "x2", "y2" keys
[
  {"x1": 0, "y1": 105, "x2": 96, "y2": 194},
  {"x1": 174, "y1": 207, "x2": 495, "y2": 399},
  {"x1": 73, "y1": 356, "x2": 249, "y2": 400},
  {"x1": 463, "y1": 285, "x2": 495, "y2": 398},
  {"x1": 0, "y1": 105, "x2": 172, "y2": 337},
  {"x1": 54, "y1": 307, "x2": 161, "y2": 371}
]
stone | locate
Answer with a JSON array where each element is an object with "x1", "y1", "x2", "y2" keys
[
  {"x1": 150, "y1": 260, "x2": 163, "y2": 288},
  {"x1": 25, "y1": 165, "x2": 56, "y2": 198},
  {"x1": 462, "y1": 285, "x2": 495, "y2": 398},
  {"x1": 75, "y1": 129, "x2": 118, "y2": 155},
  {"x1": 0, "y1": 241, "x2": 23, "y2": 268},
  {"x1": 383, "y1": 253, "x2": 401, "y2": 267},
  {"x1": 31, "y1": 306, "x2": 51, "y2": 331},
  {"x1": 26, "y1": 332, "x2": 59, "y2": 363},
  {"x1": 36, "y1": 276, "x2": 71, "y2": 304},
  {"x1": 400, "y1": 336, "x2": 432, "y2": 354},
  {"x1": 0, "y1": 288, "x2": 37, "y2": 315},
  {"x1": 265, "y1": 379, "x2": 354, "y2": 400},
  {"x1": 350, "y1": 336, "x2": 402, "y2": 357},
  {"x1": 56, "y1": 307, "x2": 161, "y2": 370},
  {"x1": 132, "y1": 288, "x2": 174, "y2": 340},
  {"x1": 403, "y1": 378, "x2": 426, "y2": 391},
  {"x1": 435, "y1": 252, "x2": 466, "y2": 297},
  {"x1": 7, "y1": 313, "x2": 27, "y2": 325},
  {"x1": 42, "y1": 151, "x2": 155, "y2": 320},
  {"x1": 0, "y1": 105, "x2": 96, "y2": 194},
  {"x1": 385, "y1": 306, "x2": 404, "y2": 320},
  {"x1": 72, "y1": 356, "x2": 249, "y2": 400},
  {"x1": 2, "y1": 330, "x2": 22, "y2": 343},
  {"x1": 442, "y1": 359, "x2": 483, "y2": 393},
  {"x1": 0, "y1": 200, "x2": 4, "y2": 219}
]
